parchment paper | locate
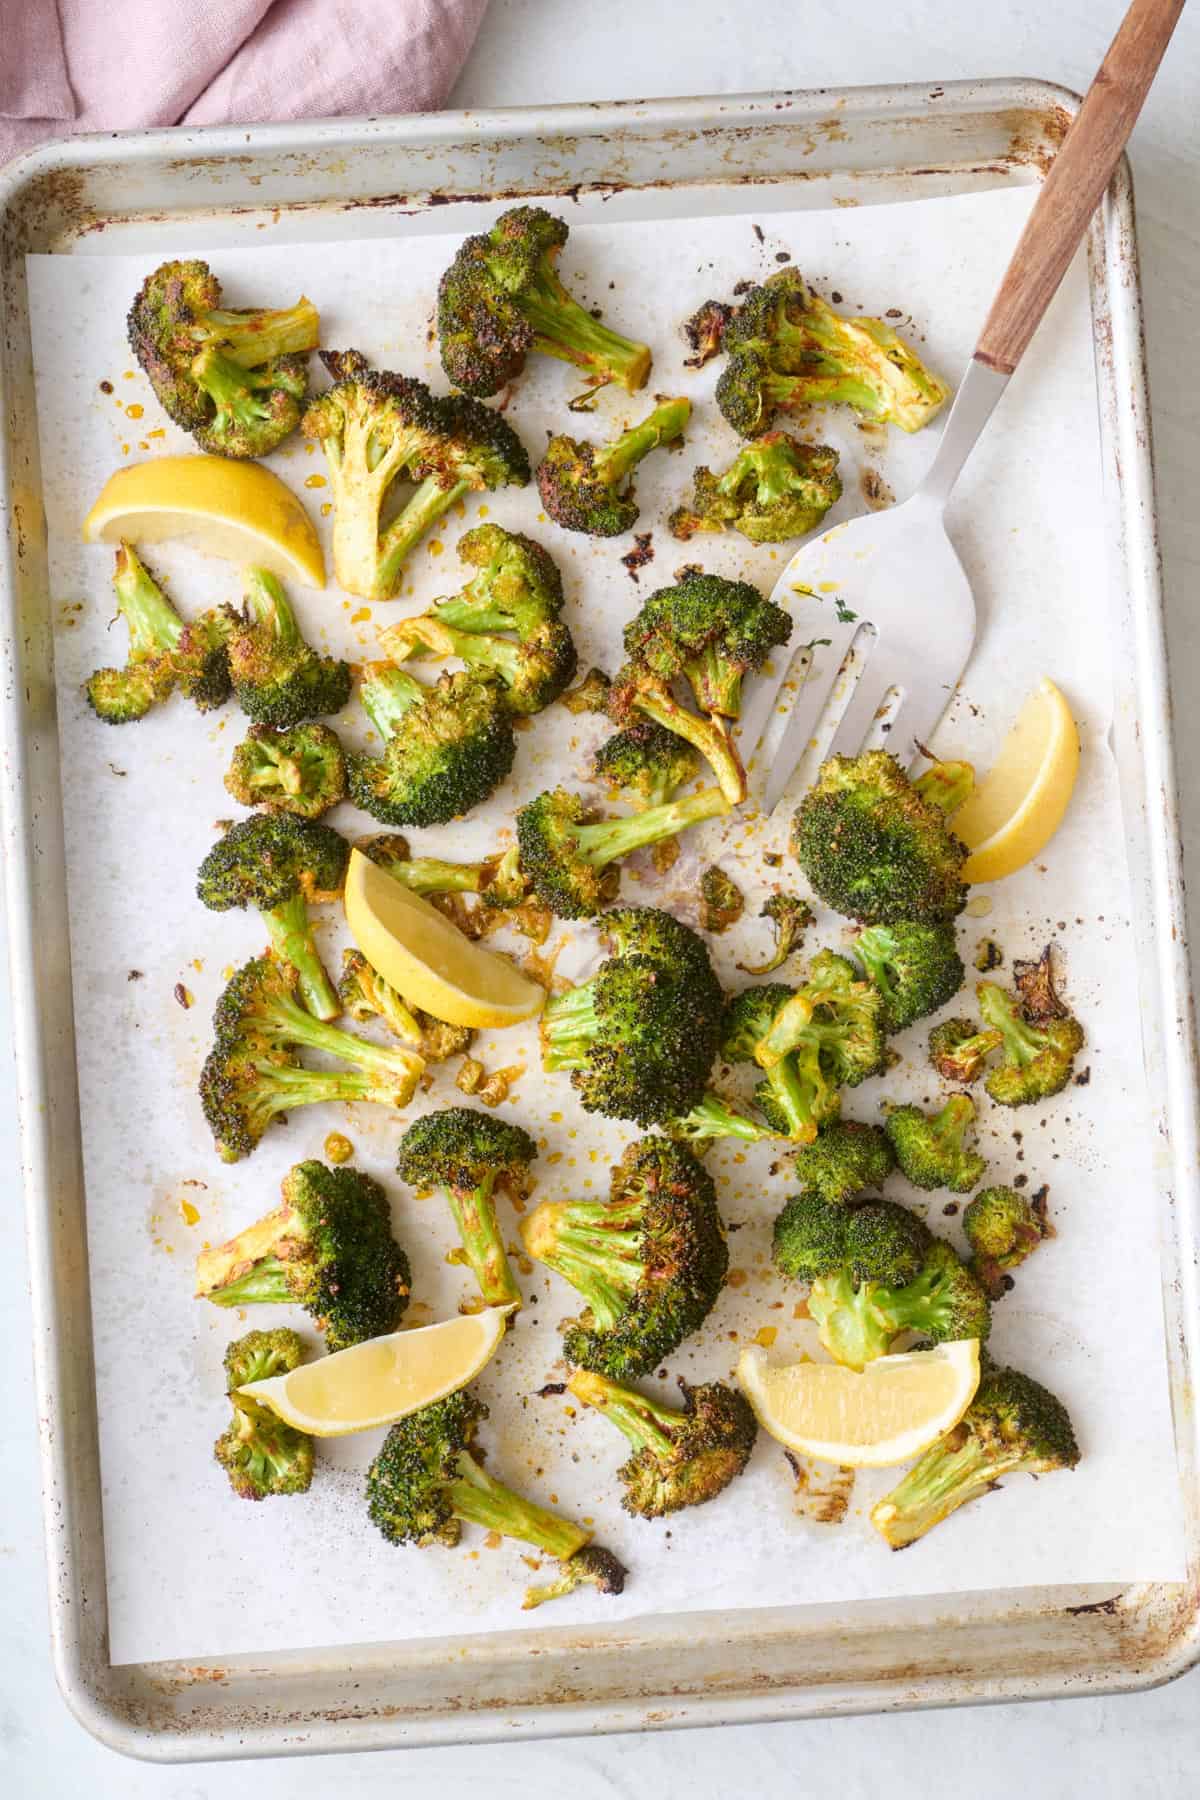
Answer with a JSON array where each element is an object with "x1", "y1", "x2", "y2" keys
[{"x1": 26, "y1": 183, "x2": 1187, "y2": 1668}]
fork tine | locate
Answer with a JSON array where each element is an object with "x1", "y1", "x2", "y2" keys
[
  {"x1": 760, "y1": 635, "x2": 870, "y2": 813},
  {"x1": 739, "y1": 616, "x2": 861, "y2": 769},
  {"x1": 887, "y1": 685, "x2": 958, "y2": 773},
  {"x1": 824, "y1": 676, "x2": 893, "y2": 764}
]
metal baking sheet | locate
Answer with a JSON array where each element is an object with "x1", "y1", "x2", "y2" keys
[{"x1": 2, "y1": 81, "x2": 1198, "y2": 1759}]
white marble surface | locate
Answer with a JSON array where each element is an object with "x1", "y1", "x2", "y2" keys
[{"x1": 4, "y1": 0, "x2": 1199, "y2": 1791}]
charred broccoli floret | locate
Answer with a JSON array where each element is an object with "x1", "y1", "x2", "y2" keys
[
  {"x1": 367, "y1": 1388, "x2": 625, "y2": 1606},
  {"x1": 431, "y1": 523, "x2": 564, "y2": 635},
  {"x1": 536, "y1": 398, "x2": 690, "y2": 537},
  {"x1": 539, "y1": 907, "x2": 724, "y2": 1123},
  {"x1": 522, "y1": 1135, "x2": 728, "y2": 1378},
  {"x1": 196, "y1": 813, "x2": 348, "y2": 1020},
  {"x1": 520, "y1": 1544, "x2": 628, "y2": 1609},
  {"x1": 886, "y1": 1095, "x2": 986, "y2": 1194},
  {"x1": 516, "y1": 784, "x2": 729, "y2": 920},
  {"x1": 870, "y1": 1364, "x2": 1079, "y2": 1548},
  {"x1": 437, "y1": 204, "x2": 651, "y2": 398},
  {"x1": 978, "y1": 952, "x2": 1084, "y2": 1106},
  {"x1": 772, "y1": 1195, "x2": 990, "y2": 1368},
  {"x1": 214, "y1": 1328, "x2": 314, "y2": 1500},
  {"x1": 226, "y1": 569, "x2": 351, "y2": 726},
  {"x1": 348, "y1": 663, "x2": 516, "y2": 827},
  {"x1": 712, "y1": 267, "x2": 948, "y2": 438},
  {"x1": 963, "y1": 1185, "x2": 1049, "y2": 1297},
  {"x1": 302, "y1": 350, "x2": 530, "y2": 599},
  {"x1": 127, "y1": 258, "x2": 318, "y2": 456},
  {"x1": 593, "y1": 721, "x2": 700, "y2": 810},
  {"x1": 196, "y1": 1161, "x2": 411, "y2": 1348},
  {"x1": 198, "y1": 956, "x2": 424, "y2": 1161},
  {"x1": 607, "y1": 660, "x2": 749, "y2": 805},
  {"x1": 791, "y1": 751, "x2": 969, "y2": 925},
  {"x1": 852, "y1": 920, "x2": 965, "y2": 1032},
  {"x1": 928, "y1": 1016, "x2": 1004, "y2": 1083},
  {"x1": 395, "y1": 1107, "x2": 536, "y2": 1308},
  {"x1": 85, "y1": 542, "x2": 231, "y2": 723},
  {"x1": 670, "y1": 434, "x2": 842, "y2": 543},
  {"x1": 698, "y1": 865, "x2": 745, "y2": 934},
  {"x1": 380, "y1": 611, "x2": 577, "y2": 717},
  {"x1": 568, "y1": 1368, "x2": 756, "y2": 1517},
  {"x1": 338, "y1": 949, "x2": 472, "y2": 1062},
  {"x1": 790, "y1": 1119, "x2": 895, "y2": 1205},
  {"x1": 225, "y1": 721, "x2": 346, "y2": 819},
  {"x1": 736, "y1": 893, "x2": 815, "y2": 975},
  {"x1": 681, "y1": 298, "x2": 733, "y2": 368},
  {"x1": 623, "y1": 572, "x2": 792, "y2": 719},
  {"x1": 720, "y1": 982, "x2": 837, "y2": 1144}
]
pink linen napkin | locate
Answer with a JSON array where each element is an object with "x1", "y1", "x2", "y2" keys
[{"x1": 0, "y1": 0, "x2": 490, "y2": 169}]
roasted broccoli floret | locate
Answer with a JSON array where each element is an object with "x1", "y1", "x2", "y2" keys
[
  {"x1": 670, "y1": 434, "x2": 842, "y2": 543},
  {"x1": 516, "y1": 784, "x2": 729, "y2": 919},
  {"x1": 791, "y1": 751, "x2": 969, "y2": 925},
  {"x1": 198, "y1": 956, "x2": 424, "y2": 1161},
  {"x1": 712, "y1": 267, "x2": 949, "y2": 438},
  {"x1": 963, "y1": 1186, "x2": 1049, "y2": 1297},
  {"x1": 886, "y1": 1095, "x2": 986, "y2": 1194},
  {"x1": 790, "y1": 1120, "x2": 895, "y2": 1205},
  {"x1": 870, "y1": 1364, "x2": 1079, "y2": 1549},
  {"x1": 520, "y1": 1544, "x2": 628, "y2": 1609},
  {"x1": 623, "y1": 572, "x2": 792, "y2": 720},
  {"x1": 671, "y1": 1091, "x2": 781, "y2": 1143},
  {"x1": 607, "y1": 660, "x2": 749, "y2": 805},
  {"x1": 196, "y1": 813, "x2": 348, "y2": 1020},
  {"x1": 338, "y1": 948, "x2": 472, "y2": 1062},
  {"x1": 592, "y1": 722, "x2": 699, "y2": 810},
  {"x1": 682, "y1": 297, "x2": 733, "y2": 367},
  {"x1": 367, "y1": 1389, "x2": 625, "y2": 1605},
  {"x1": 214, "y1": 1329, "x2": 314, "y2": 1500},
  {"x1": 720, "y1": 982, "x2": 839, "y2": 1144},
  {"x1": 196, "y1": 1160, "x2": 411, "y2": 1348},
  {"x1": 395, "y1": 1107, "x2": 536, "y2": 1308},
  {"x1": 568, "y1": 1369, "x2": 756, "y2": 1517},
  {"x1": 226, "y1": 569, "x2": 351, "y2": 726},
  {"x1": 698, "y1": 865, "x2": 745, "y2": 934},
  {"x1": 380, "y1": 610, "x2": 577, "y2": 716},
  {"x1": 736, "y1": 893, "x2": 816, "y2": 975},
  {"x1": 127, "y1": 258, "x2": 318, "y2": 456},
  {"x1": 225, "y1": 721, "x2": 346, "y2": 819},
  {"x1": 431, "y1": 523, "x2": 564, "y2": 635},
  {"x1": 302, "y1": 350, "x2": 530, "y2": 599},
  {"x1": 928, "y1": 1016, "x2": 1004, "y2": 1083},
  {"x1": 360, "y1": 834, "x2": 546, "y2": 941},
  {"x1": 772, "y1": 1195, "x2": 990, "y2": 1368},
  {"x1": 852, "y1": 920, "x2": 965, "y2": 1032},
  {"x1": 801, "y1": 947, "x2": 889, "y2": 1088},
  {"x1": 539, "y1": 907, "x2": 725, "y2": 1123},
  {"x1": 85, "y1": 542, "x2": 231, "y2": 723},
  {"x1": 348, "y1": 662, "x2": 516, "y2": 827},
  {"x1": 536, "y1": 398, "x2": 690, "y2": 537},
  {"x1": 978, "y1": 953, "x2": 1085, "y2": 1106},
  {"x1": 522, "y1": 1135, "x2": 728, "y2": 1378},
  {"x1": 437, "y1": 204, "x2": 651, "y2": 398}
]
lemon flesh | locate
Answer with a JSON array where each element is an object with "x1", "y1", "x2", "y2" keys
[
  {"x1": 955, "y1": 678, "x2": 1080, "y2": 885},
  {"x1": 82, "y1": 456, "x2": 325, "y2": 589},
  {"x1": 343, "y1": 848, "x2": 544, "y2": 1030},
  {"x1": 239, "y1": 1305, "x2": 511, "y2": 1436},
  {"x1": 737, "y1": 1338, "x2": 981, "y2": 1468}
]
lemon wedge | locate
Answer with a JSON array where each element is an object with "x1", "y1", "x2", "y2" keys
[
  {"x1": 343, "y1": 848, "x2": 544, "y2": 1030},
  {"x1": 954, "y1": 678, "x2": 1079, "y2": 884},
  {"x1": 82, "y1": 456, "x2": 325, "y2": 588},
  {"x1": 737, "y1": 1338, "x2": 981, "y2": 1468},
  {"x1": 239, "y1": 1305, "x2": 512, "y2": 1436}
]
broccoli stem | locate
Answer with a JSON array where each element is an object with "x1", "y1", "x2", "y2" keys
[
  {"x1": 870, "y1": 1431, "x2": 1010, "y2": 1547},
  {"x1": 913, "y1": 760, "x2": 974, "y2": 816},
  {"x1": 524, "y1": 1212, "x2": 645, "y2": 1331},
  {"x1": 113, "y1": 543, "x2": 185, "y2": 659},
  {"x1": 192, "y1": 347, "x2": 277, "y2": 431},
  {"x1": 807, "y1": 1273, "x2": 893, "y2": 1369},
  {"x1": 978, "y1": 986, "x2": 1042, "y2": 1066},
  {"x1": 257, "y1": 980, "x2": 424, "y2": 1083},
  {"x1": 685, "y1": 643, "x2": 745, "y2": 718},
  {"x1": 206, "y1": 1256, "x2": 297, "y2": 1307},
  {"x1": 624, "y1": 681, "x2": 746, "y2": 804},
  {"x1": 434, "y1": 622, "x2": 524, "y2": 687},
  {"x1": 448, "y1": 1450, "x2": 590, "y2": 1559},
  {"x1": 517, "y1": 268, "x2": 651, "y2": 392},
  {"x1": 674, "y1": 1092, "x2": 777, "y2": 1142},
  {"x1": 199, "y1": 297, "x2": 319, "y2": 366},
  {"x1": 375, "y1": 476, "x2": 473, "y2": 596},
  {"x1": 242, "y1": 568, "x2": 304, "y2": 650},
  {"x1": 262, "y1": 891, "x2": 340, "y2": 1021},
  {"x1": 387, "y1": 857, "x2": 485, "y2": 895},
  {"x1": 240, "y1": 1059, "x2": 412, "y2": 1147},
  {"x1": 441, "y1": 1174, "x2": 521, "y2": 1307},
  {"x1": 541, "y1": 981, "x2": 603, "y2": 1070},
  {"x1": 596, "y1": 399, "x2": 691, "y2": 485},
  {"x1": 359, "y1": 665, "x2": 425, "y2": 739},
  {"x1": 761, "y1": 1057, "x2": 820, "y2": 1140},
  {"x1": 567, "y1": 1369, "x2": 677, "y2": 1459},
  {"x1": 572, "y1": 786, "x2": 730, "y2": 869}
]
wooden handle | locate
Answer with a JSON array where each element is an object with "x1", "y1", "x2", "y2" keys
[{"x1": 975, "y1": 0, "x2": 1184, "y2": 374}]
